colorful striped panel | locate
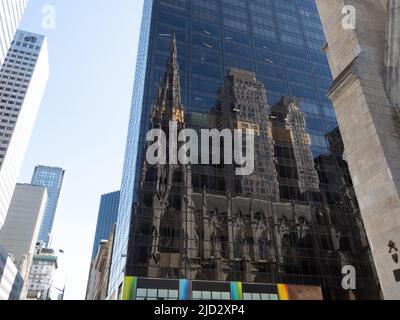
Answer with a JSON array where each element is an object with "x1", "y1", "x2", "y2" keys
[
  {"x1": 277, "y1": 284, "x2": 290, "y2": 300},
  {"x1": 179, "y1": 279, "x2": 192, "y2": 300},
  {"x1": 230, "y1": 282, "x2": 243, "y2": 300},
  {"x1": 122, "y1": 276, "x2": 137, "y2": 301}
]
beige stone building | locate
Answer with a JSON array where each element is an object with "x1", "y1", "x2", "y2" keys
[
  {"x1": 316, "y1": 0, "x2": 400, "y2": 299},
  {"x1": 0, "y1": 184, "x2": 47, "y2": 299},
  {"x1": 86, "y1": 225, "x2": 115, "y2": 300}
]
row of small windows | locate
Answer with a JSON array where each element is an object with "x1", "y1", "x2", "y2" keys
[
  {"x1": 0, "y1": 119, "x2": 16, "y2": 125},
  {"x1": 161, "y1": 0, "x2": 319, "y2": 17},
  {"x1": 152, "y1": 53, "x2": 330, "y2": 83},
  {"x1": 1, "y1": 139, "x2": 14, "y2": 147},
  {"x1": 160, "y1": 2, "x2": 323, "y2": 35},
  {"x1": 0, "y1": 125, "x2": 15, "y2": 131},
  {"x1": 1, "y1": 98, "x2": 25, "y2": 106},
  {"x1": 160, "y1": 0, "x2": 323, "y2": 31},
  {"x1": 136, "y1": 288, "x2": 178, "y2": 300},
  {"x1": 154, "y1": 30, "x2": 329, "y2": 70},
  {"x1": 157, "y1": 32, "x2": 324, "y2": 64},
  {"x1": 135, "y1": 287, "x2": 277, "y2": 301},
  {"x1": 0, "y1": 112, "x2": 18, "y2": 118},
  {"x1": 4, "y1": 57, "x2": 36, "y2": 65},
  {"x1": 0, "y1": 91, "x2": 25, "y2": 99},
  {"x1": 11, "y1": 40, "x2": 41, "y2": 51},
  {"x1": 0, "y1": 99, "x2": 24, "y2": 107},
  {"x1": 193, "y1": 290, "x2": 231, "y2": 300},
  {"x1": 0, "y1": 75, "x2": 31, "y2": 84},
  {"x1": 0, "y1": 132, "x2": 11, "y2": 138},
  {"x1": 0, "y1": 103, "x2": 22, "y2": 109},
  {"x1": 8, "y1": 52, "x2": 37, "y2": 61},
  {"x1": 1, "y1": 66, "x2": 34, "y2": 75},
  {"x1": 11, "y1": 48, "x2": 39, "y2": 57},
  {"x1": 0, "y1": 80, "x2": 28, "y2": 88},
  {"x1": 159, "y1": 16, "x2": 323, "y2": 48}
]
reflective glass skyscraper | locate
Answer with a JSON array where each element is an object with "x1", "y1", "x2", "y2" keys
[
  {"x1": 109, "y1": 0, "x2": 380, "y2": 300},
  {"x1": 91, "y1": 191, "x2": 120, "y2": 260},
  {"x1": 31, "y1": 166, "x2": 65, "y2": 246}
]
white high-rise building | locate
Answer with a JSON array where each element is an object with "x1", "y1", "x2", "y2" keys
[
  {"x1": 0, "y1": 30, "x2": 49, "y2": 229},
  {"x1": 27, "y1": 243, "x2": 58, "y2": 300},
  {"x1": 0, "y1": 245, "x2": 23, "y2": 300},
  {"x1": 0, "y1": 183, "x2": 47, "y2": 299},
  {"x1": 0, "y1": 0, "x2": 29, "y2": 68}
]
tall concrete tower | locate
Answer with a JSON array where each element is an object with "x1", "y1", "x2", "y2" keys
[
  {"x1": 0, "y1": 30, "x2": 49, "y2": 229},
  {"x1": 0, "y1": 0, "x2": 30, "y2": 67}
]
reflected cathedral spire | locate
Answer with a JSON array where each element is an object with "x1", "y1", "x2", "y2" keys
[
  {"x1": 138, "y1": 32, "x2": 197, "y2": 279},
  {"x1": 152, "y1": 31, "x2": 184, "y2": 123}
]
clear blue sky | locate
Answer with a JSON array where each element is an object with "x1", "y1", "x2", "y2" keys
[{"x1": 19, "y1": 0, "x2": 144, "y2": 300}]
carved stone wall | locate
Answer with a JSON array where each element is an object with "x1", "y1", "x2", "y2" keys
[{"x1": 316, "y1": 0, "x2": 400, "y2": 299}]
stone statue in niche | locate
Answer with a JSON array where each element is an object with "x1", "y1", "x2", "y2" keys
[
  {"x1": 296, "y1": 216, "x2": 310, "y2": 241},
  {"x1": 277, "y1": 217, "x2": 291, "y2": 264},
  {"x1": 146, "y1": 132, "x2": 177, "y2": 259},
  {"x1": 233, "y1": 214, "x2": 245, "y2": 259},
  {"x1": 209, "y1": 210, "x2": 222, "y2": 259},
  {"x1": 150, "y1": 225, "x2": 160, "y2": 263},
  {"x1": 194, "y1": 228, "x2": 201, "y2": 259},
  {"x1": 341, "y1": 176, "x2": 359, "y2": 211},
  {"x1": 234, "y1": 212, "x2": 251, "y2": 261},
  {"x1": 254, "y1": 211, "x2": 269, "y2": 261}
]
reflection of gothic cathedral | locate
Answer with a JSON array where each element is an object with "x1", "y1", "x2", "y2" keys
[{"x1": 130, "y1": 36, "x2": 377, "y2": 298}]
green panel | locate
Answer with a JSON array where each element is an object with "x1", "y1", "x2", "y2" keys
[{"x1": 122, "y1": 276, "x2": 137, "y2": 301}]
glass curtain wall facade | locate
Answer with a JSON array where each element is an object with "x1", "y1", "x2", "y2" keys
[
  {"x1": 31, "y1": 166, "x2": 65, "y2": 246},
  {"x1": 110, "y1": 0, "x2": 379, "y2": 300},
  {"x1": 91, "y1": 191, "x2": 120, "y2": 260}
]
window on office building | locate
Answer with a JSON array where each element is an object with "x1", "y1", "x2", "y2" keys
[{"x1": 136, "y1": 288, "x2": 179, "y2": 300}]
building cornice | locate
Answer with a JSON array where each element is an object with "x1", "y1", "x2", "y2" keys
[{"x1": 327, "y1": 57, "x2": 359, "y2": 101}]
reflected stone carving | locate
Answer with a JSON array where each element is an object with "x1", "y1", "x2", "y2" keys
[
  {"x1": 209, "y1": 209, "x2": 222, "y2": 259},
  {"x1": 277, "y1": 217, "x2": 291, "y2": 263},
  {"x1": 194, "y1": 228, "x2": 201, "y2": 259},
  {"x1": 233, "y1": 212, "x2": 251, "y2": 261},
  {"x1": 296, "y1": 216, "x2": 310, "y2": 242},
  {"x1": 254, "y1": 211, "x2": 271, "y2": 262}
]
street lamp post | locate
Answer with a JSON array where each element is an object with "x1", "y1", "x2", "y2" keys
[{"x1": 50, "y1": 284, "x2": 66, "y2": 300}]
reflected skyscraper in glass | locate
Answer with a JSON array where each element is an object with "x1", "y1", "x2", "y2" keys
[{"x1": 109, "y1": 0, "x2": 380, "y2": 300}]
